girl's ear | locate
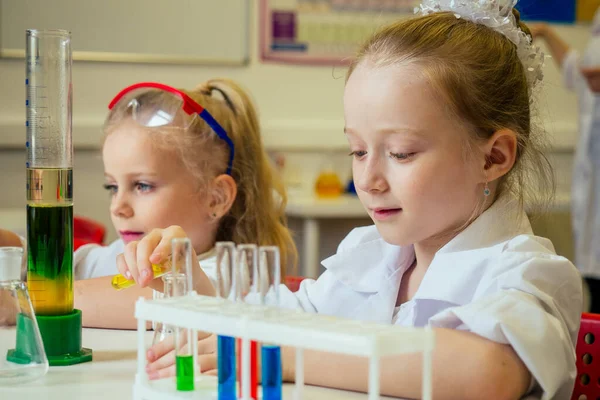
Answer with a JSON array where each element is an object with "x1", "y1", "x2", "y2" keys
[
  {"x1": 207, "y1": 174, "x2": 237, "y2": 220},
  {"x1": 480, "y1": 129, "x2": 518, "y2": 183}
]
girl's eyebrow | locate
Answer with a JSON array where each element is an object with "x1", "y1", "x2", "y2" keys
[
  {"x1": 344, "y1": 126, "x2": 427, "y2": 140},
  {"x1": 124, "y1": 172, "x2": 159, "y2": 178},
  {"x1": 103, "y1": 172, "x2": 160, "y2": 180},
  {"x1": 344, "y1": 126, "x2": 425, "y2": 135},
  {"x1": 377, "y1": 127, "x2": 426, "y2": 136}
]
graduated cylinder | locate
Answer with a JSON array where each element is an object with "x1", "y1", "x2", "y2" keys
[{"x1": 25, "y1": 29, "x2": 74, "y2": 316}]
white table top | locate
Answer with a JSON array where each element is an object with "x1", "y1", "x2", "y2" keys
[
  {"x1": 0, "y1": 328, "x2": 393, "y2": 399},
  {"x1": 285, "y1": 195, "x2": 368, "y2": 218},
  {"x1": 284, "y1": 192, "x2": 572, "y2": 219}
]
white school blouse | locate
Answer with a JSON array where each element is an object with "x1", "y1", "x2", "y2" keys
[{"x1": 276, "y1": 197, "x2": 582, "y2": 400}]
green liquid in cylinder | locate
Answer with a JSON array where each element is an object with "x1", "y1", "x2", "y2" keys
[{"x1": 26, "y1": 168, "x2": 73, "y2": 316}]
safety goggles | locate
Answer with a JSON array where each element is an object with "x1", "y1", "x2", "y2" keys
[{"x1": 108, "y1": 82, "x2": 234, "y2": 175}]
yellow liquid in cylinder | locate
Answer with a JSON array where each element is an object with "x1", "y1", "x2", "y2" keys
[
  {"x1": 27, "y1": 168, "x2": 74, "y2": 315},
  {"x1": 27, "y1": 269, "x2": 73, "y2": 315}
]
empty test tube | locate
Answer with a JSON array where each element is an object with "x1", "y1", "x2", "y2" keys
[{"x1": 151, "y1": 272, "x2": 187, "y2": 346}]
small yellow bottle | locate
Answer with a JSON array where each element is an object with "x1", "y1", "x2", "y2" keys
[
  {"x1": 110, "y1": 260, "x2": 172, "y2": 290},
  {"x1": 315, "y1": 168, "x2": 343, "y2": 198}
]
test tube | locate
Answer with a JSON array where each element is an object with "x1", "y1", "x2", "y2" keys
[
  {"x1": 216, "y1": 242, "x2": 236, "y2": 400},
  {"x1": 259, "y1": 246, "x2": 283, "y2": 400},
  {"x1": 151, "y1": 273, "x2": 185, "y2": 346},
  {"x1": 236, "y1": 244, "x2": 259, "y2": 400},
  {"x1": 172, "y1": 238, "x2": 194, "y2": 391}
]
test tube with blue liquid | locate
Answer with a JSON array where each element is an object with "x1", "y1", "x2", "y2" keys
[
  {"x1": 258, "y1": 246, "x2": 282, "y2": 400},
  {"x1": 216, "y1": 242, "x2": 236, "y2": 400},
  {"x1": 171, "y1": 238, "x2": 194, "y2": 391}
]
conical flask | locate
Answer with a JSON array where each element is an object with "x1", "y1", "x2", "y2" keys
[{"x1": 0, "y1": 247, "x2": 49, "y2": 385}]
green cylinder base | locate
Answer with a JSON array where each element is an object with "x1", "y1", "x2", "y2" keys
[{"x1": 8, "y1": 309, "x2": 92, "y2": 366}]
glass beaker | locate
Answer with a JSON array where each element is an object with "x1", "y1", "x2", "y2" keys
[{"x1": 0, "y1": 247, "x2": 48, "y2": 385}]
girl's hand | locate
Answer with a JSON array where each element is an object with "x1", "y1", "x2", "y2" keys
[
  {"x1": 146, "y1": 331, "x2": 295, "y2": 383},
  {"x1": 582, "y1": 67, "x2": 600, "y2": 93},
  {"x1": 528, "y1": 23, "x2": 549, "y2": 40},
  {"x1": 0, "y1": 290, "x2": 17, "y2": 326},
  {"x1": 146, "y1": 332, "x2": 217, "y2": 379},
  {"x1": 0, "y1": 229, "x2": 23, "y2": 248},
  {"x1": 116, "y1": 226, "x2": 201, "y2": 291}
]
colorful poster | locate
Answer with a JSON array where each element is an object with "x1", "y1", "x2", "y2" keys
[
  {"x1": 260, "y1": 0, "x2": 416, "y2": 65},
  {"x1": 260, "y1": 0, "x2": 594, "y2": 66}
]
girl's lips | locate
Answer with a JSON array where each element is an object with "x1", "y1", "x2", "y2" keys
[
  {"x1": 120, "y1": 231, "x2": 144, "y2": 243},
  {"x1": 372, "y1": 208, "x2": 402, "y2": 221}
]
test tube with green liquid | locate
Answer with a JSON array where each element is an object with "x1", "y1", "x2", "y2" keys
[{"x1": 171, "y1": 238, "x2": 194, "y2": 391}]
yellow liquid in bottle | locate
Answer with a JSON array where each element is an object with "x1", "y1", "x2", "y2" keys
[
  {"x1": 315, "y1": 171, "x2": 343, "y2": 198},
  {"x1": 111, "y1": 261, "x2": 172, "y2": 290}
]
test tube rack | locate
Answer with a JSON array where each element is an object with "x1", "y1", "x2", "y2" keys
[{"x1": 133, "y1": 293, "x2": 435, "y2": 400}]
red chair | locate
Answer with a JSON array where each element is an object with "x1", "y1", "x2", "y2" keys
[
  {"x1": 73, "y1": 216, "x2": 106, "y2": 251},
  {"x1": 285, "y1": 275, "x2": 306, "y2": 292},
  {"x1": 572, "y1": 313, "x2": 600, "y2": 400}
]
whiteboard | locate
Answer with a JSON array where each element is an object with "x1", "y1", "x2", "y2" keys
[{"x1": 0, "y1": 0, "x2": 249, "y2": 65}]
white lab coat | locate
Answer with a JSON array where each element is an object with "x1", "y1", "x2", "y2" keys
[
  {"x1": 73, "y1": 240, "x2": 217, "y2": 284},
  {"x1": 277, "y1": 197, "x2": 582, "y2": 400},
  {"x1": 563, "y1": 8, "x2": 600, "y2": 279}
]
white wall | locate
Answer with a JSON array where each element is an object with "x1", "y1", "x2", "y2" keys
[
  {"x1": 0, "y1": 1, "x2": 347, "y2": 150},
  {"x1": 0, "y1": 0, "x2": 594, "y2": 267},
  {"x1": 0, "y1": 3, "x2": 593, "y2": 150}
]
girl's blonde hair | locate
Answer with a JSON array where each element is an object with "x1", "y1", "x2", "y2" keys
[
  {"x1": 348, "y1": 9, "x2": 554, "y2": 213},
  {"x1": 104, "y1": 79, "x2": 297, "y2": 274}
]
